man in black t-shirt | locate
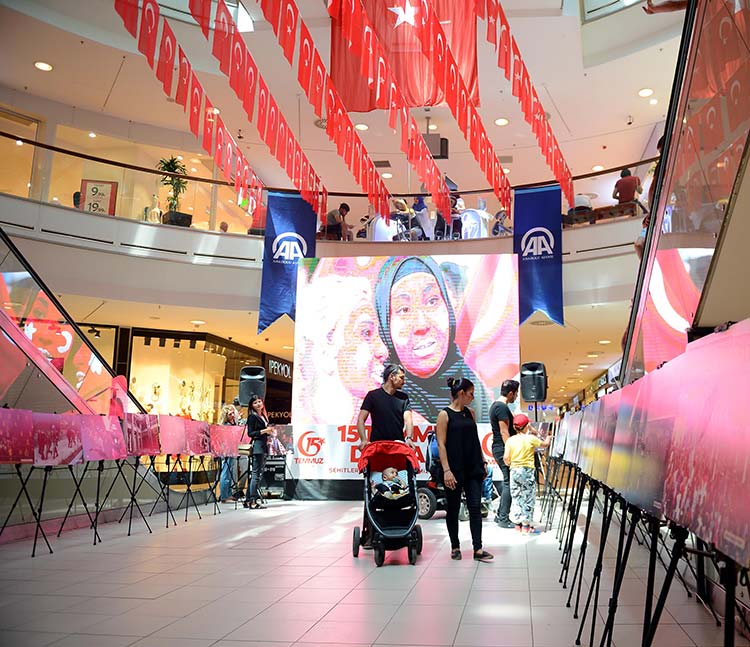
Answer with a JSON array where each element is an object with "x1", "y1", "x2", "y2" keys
[
  {"x1": 489, "y1": 379, "x2": 519, "y2": 528},
  {"x1": 357, "y1": 364, "x2": 415, "y2": 450}
]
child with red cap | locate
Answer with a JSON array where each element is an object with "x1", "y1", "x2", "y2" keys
[{"x1": 503, "y1": 413, "x2": 553, "y2": 533}]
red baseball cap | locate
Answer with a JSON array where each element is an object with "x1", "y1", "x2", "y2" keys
[{"x1": 513, "y1": 414, "x2": 530, "y2": 429}]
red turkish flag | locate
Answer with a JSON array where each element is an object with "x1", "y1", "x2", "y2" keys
[
  {"x1": 298, "y1": 21, "x2": 315, "y2": 96},
  {"x1": 301, "y1": 155, "x2": 309, "y2": 196},
  {"x1": 286, "y1": 131, "x2": 296, "y2": 179},
  {"x1": 445, "y1": 54, "x2": 460, "y2": 117},
  {"x1": 361, "y1": 22, "x2": 377, "y2": 84},
  {"x1": 214, "y1": 117, "x2": 227, "y2": 171},
  {"x1": 320, "y1": 187, "x2": 328, "y2": 221},
  {"x1": 276, "y1": 116, "x2": 288, "y2": 166},
  {"x1": 261, "y1": 0, "x2": 281, "y2": 34},
  {"x1": 431, "y1": 17, "x2": 447, "y2": 90},
  {"x1": 726, "y1": 61, "x2": 750, "y2": 134},
  {"x1": 189, "y1": 0, "x2": 211, "y2": 38},
  {"x1": 342, "y1": 0, "x2": 363, "y2": 57},
  {"x1": 497, "y1": 3, "x2": 511, "y2": 80},
  {"x1": 511, "y1": 38, "x2": 522, "y2": 98},
  {"x1": 486, "y1": 0, "x2": 497, "y2": 47},
  {"x1": 234, "y1": 151, "x2": 243, "y2": 193},
  {"x1": 293, "y1": 145, "x2": 302, "y2": 187},
  {"x1": 115, "y1": 0, "x2": 138, "y2": 38},
  {"x1": 697, "y1": 92, "x2": 724, "y2": 154},
  {"x1": 175, "y1": 46, "x2": 190, "y2": 110},
  {"x1": 229, "y1": 30, "x2": 247, "y2": 100},
  {"x1": 330, "y1": 0, "x2": 478, "y2": 111},
  {"x1": 223, "y1": 134, "x2": 234, "y2": 182},
  {"x1": 202, "y1": 97, "x2": 214, "y2": 155},
  {"x1": 399, "y1": 102, "x2": 410, "y2": 153},
  {"x1": 257, "y1": 77, "x2": 269, "y2": 140},
  {"x1": 478, "y1": 126, "x2": 487, "y2": 172},
  {"x1": 476, "y1": 0, "x2": 485, "y2": 19},
  {"x1": 137, "y1": 0, "x2": 160, "y2": 68},
  {"x1": 352, "y1": 137, "x2": 362, "y2": 183},
  {"x1": 334, "y1": 105, "x2": 347, "y2": 157},
  {"x1": 387, "y1": 79, "x2": 401, "y2": 131},
  {"x1": 343, "y1": 121, "x2": 354, "y2": 169},
  {"x1": 189, "y1": 72, "x2": 203, "y2": 137},
  {"x1": 155, "y1": 19, "x2": 176, "y2": 95},
  {"x1": 469, "y1": 107, "x2": 480, "y2": 158},
  {"x1": 243, "y1": 52, "x2": 258, "y2": 121},
  {"x1": 266, "y1": 95, "x2": 279, "y2": 157},
  {"x1": 213, "y1": 0, "x2": 233, "y2": 75},
  {"x1": 521, "y1": 63, "x2": 532, "y2": 121},
  {"x1": 278, "y1": 0, "x2": 299, "y2": 64},
  {"x1": 374, "y1": 54, "x2": 389, "y2": 109},
  {"x1": 457, "y1": 84, "x2": 469, "y2": 135},
  {"x1": 310, "y1": 50, "x2": 326, "y2": 118}
]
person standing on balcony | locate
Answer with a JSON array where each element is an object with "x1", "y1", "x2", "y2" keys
[{"x1": 613, "y1": 169, "x2": 643, "y2": 205}]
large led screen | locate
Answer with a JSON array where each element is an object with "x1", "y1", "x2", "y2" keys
[{"x1": 292, "y1": 254, "x2": 519, "y2": 428}]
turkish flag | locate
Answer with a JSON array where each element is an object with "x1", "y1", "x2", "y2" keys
[
  {"x1": 361, "y1": 22, "x2": 377, "y2": 84},
  {"x1": 343, "y1": 121, "x2": 354, "y2": 168},
  {"x1": 213, "y1": 0, "x2": 233, "y2": 75},
  {"x1": 189, "y1": 73, "x2": 203, "y2": 137},
  {"x1": 374, "y1": 54, "x2": 389, "y2": 109},
  {"x1": 234, "y1": 151, "x2": 244, "y2": 193},
  {"x1": 189, "y1": 0, "x2": 211, "y2": 38},
  {"x1": 310, "y1": 50, "x2": 326, "y2": 118},
  {"x1": 457, "y1": 84, "x2": 469, "y2": 135},
  {"x1": 214, "y1": 117, "x2": 226, "y2": 171},
  {"x1": 175, "y1": 47, "x2": 190, "y2": 110},
  {"x1": 243, "y1": 52, "x2": 258, "y2": 121},
  {"x1": 293, "y1": 145, "x2": 302, "y2": 187},
  {"x1": 486, "y1": 0, "x2": 497, "y2": 47},
  {"x1": 202, "y1": 97, "x2": 215, "y2": 155},
  {"x1": 511, "y1": 38, "x2": 522, "y2": 98},
  {"x1": 726, "y1": 61, "x2": 750, "y2": 134},
  {"x1": 330, "y1": 0, "x2": 478, "y2": 111},
  {"x1": 261, "y1": 0, "x2": 281, "y2": 34},
  {"x1": 156, "y1": 19, "x2": 176, "y2": 95},
  {"x1": 431, "y1": 16, "x2": 447, "y2": 90},
  {"x1": 469, "y1": 106, "x2": 479, "y2": 158},
  {"x1": 298, "y1": 21, "x2": 315, "y2": 96},
  {"x1": 223, "y1": 134, "x2": 234, "y2": 182},
  {"x1": 445, "y1": 54, "x2": 460, "y2": 117},
  {"x1": 266, "y1": 95, "x2": 279, "y2": 156},
  {"x1": 497, "y1": 3, "x2": 511, "y2": 80},
  {"x1": 399, "y1": 102, "x2": 410, "y2": 153},
  {"x1": 278, "y1": 0, "x2": 299, "y2": 64},
  {"x1": 476, "y1": 0, "x2": 485, "y2": 19},
  {"x1": 257, "y1": 77, "x2": 269, "y2": 140},
  {"x1": 115, "y1": 0, "x2": 138, "y2": 38},
  {"x1": 334, "y1": 105, "x2": 347, "y2": 157},
  {"x1": 301, "y1": 155, "x2": 309, "y2": 196},
  {"x1": 520, "y1": 63, "x2": 532, "y2": 120},
  {"x1": 286, "y1": 131, "x2": 296, "y2": 179},
  {"x1": 229, "y1": 30, "x2": 247, "y2": 100},
  {"x1": 342, "y1": 0, "x2": 363, "y2": 57},
  {"x1": 137, "y1": 0, "x2": 160, "y2": 68},
  {"x1": 352, "y1": 138, "x2": 362, "y2": 183},
  {"x1": 387, "y1": 78, "x2": 401, "y2": 130},
  {"x1": 697, "y1": 92, "x2": 724, "y2": 154},
  {"x1": 276, "y1": 116, "x2": 287, "y2": 166}
]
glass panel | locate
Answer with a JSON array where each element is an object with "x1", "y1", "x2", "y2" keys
[{"x1": 0, "y1": 109, "x2": 38, "y2": 199}]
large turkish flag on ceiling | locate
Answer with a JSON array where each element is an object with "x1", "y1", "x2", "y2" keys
[{"x1": 330, "y1": 0, "x2": 479, "y2": 112}]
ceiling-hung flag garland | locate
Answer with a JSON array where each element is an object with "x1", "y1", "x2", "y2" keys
[
  {"x1": 190, "y1": 0, "x2": 326, "y2": 216},
  {"x1": 481, "y1": 1, "x2": 573, "y2": 205},
  {"x1": 113, "y1": 1, "x2": 263, "y2": 219},
  {"x1": 256, "y1": 0, "x2": 395, "y2": 219},
  {"x1": 318, "y1": 0, "x2": 450, "y2": 216}
]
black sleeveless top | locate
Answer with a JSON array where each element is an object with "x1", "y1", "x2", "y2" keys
[{"x1": 443, "y1": 407, "x2": 485, "y2": 481}]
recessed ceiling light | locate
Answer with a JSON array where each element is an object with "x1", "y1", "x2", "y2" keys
[
  {"x1": 190, "y1": 320, "x2": 206, "y2": 325},
  {"x1": 52, "y1": 196, "x2": 58, "y2": 201},
  {"x1": 382, "y1": 172, "x2": 393, "y2": 179},
  {"x1": 176, "y1": 155, "x2": 183, "y2": 160},
  {"x1": 15, "y1": 140, "x2": 22, "y2": 146},
  {"x1": 638, "y1": 88, "x2": 654, "y2": 98},
  {"x1": 88, "y1": 132, "x2": 97, "y2": 138},
  {"x1": 428, "y1": 123, "x2": 438, "y2": 131},
  {"x1": 578, "y1": 363, "x2": 590, "y2": 368},
  {"x1": 212, "y1": 107, "x2": 220, "y2": 115},
  {"x1": 649, "y1": 98, "x2": 658, "y2": 105},
  {"x1": 503, "y1": 167, "x2": 511, "y2": 174},
  {"x1": 26, "y1": 182, "x2": 31, "y2": 188},
  {"x1": 190, "y1": 167, "x2": 197, "y2": 173},
  {"x1": 587, "y1": 353, "x2": 599, "y2": 358},
  {"x1": 354, "y1": 123, "x2": 369, "y2": 131},
  {"x1": 34, "y1": 61, "x2": 53, "y2": 72},
  {"x1": 576, "y1": 368, "x2": 583, "y2": 372},
  {"x1": 494, "y1": 117, "x2": 509, "y2": 127},
  {"x1": 190, "y1": 158, "x2": 200, "y2": 163},
  {"x1": 598, "y1": 339, "x2": 612, "y2": 345},
  {"x1": 282, "y1": 345, "x2": 293, "y2": 350},
  {"x1": 591, "y1": 164, "x2": 604, "y2": 172}
]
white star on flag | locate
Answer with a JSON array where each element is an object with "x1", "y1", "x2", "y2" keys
[{"x1": 389, "y1": 0, "x2": 417, "y2": 28}]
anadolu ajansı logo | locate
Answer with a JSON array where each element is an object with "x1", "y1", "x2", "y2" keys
[
  {"x1": 520, "y1": 227, "x2": 555, "y2": 258},
  {"x1": 272, "y1": 232, "x2": 307, "y2": 263}
]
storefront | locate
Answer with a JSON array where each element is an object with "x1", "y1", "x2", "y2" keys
[{"x1": 263, "y1": 354, "x2": 293, "y2": 426}]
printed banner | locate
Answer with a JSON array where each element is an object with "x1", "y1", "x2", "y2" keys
[
  {"x1": 258, "y1": 192, "x2": 318, "y2": 333},
  {"x1": 513, "y1": 185, "x2": 564, "y2": 326}
]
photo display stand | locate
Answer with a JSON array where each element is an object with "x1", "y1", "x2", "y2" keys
[
  {"x1": 185, "y1": 420, "x2": 217, "y2": 516},
  {"x1": 157, "y1": 416, "x2": 201, "y2": 523},
  {"x1": 208, "y1": 424, "x2": 244, "y2": 510}
]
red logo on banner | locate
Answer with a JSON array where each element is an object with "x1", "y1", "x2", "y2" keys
[{"x1": 297, "y1": 431, "x2": 325, "y2": 457}]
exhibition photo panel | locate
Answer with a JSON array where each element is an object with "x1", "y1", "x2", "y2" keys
[{"x1": 79, "y1": 414, "x2": 127, "y2": 462}]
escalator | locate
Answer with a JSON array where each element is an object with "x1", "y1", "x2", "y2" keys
[{"x1": 0, "y1": 227, "x2": 144, "y2": 415}]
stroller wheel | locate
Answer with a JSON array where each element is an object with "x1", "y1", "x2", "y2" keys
[
  {"x1": 374, "y1": 544, "x2": 385, "y2": 567},
  {"x1": 407, "y1": 541, "x2": 418, "y2": 565},
  {"x1": 415, "y1": 524, "x2": 423, "y2": 555},
  {"x1": 352, "y1": 526, "x2": 361, "y2": 558},
  {"x1": 417, "y1": 487, "x2": 437, "y2": 519}
]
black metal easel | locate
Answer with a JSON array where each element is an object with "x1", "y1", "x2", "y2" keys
[{"x1": 57, "y1": 462, "x2": 98, "y2": 542}]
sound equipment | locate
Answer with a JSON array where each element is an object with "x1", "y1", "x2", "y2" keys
[
  {"x1": 521, "y1": 362, "x2": 547, "y2": 402},
  {"x1": 238, "y1": 366, "x2": 266, "y2": 406}
]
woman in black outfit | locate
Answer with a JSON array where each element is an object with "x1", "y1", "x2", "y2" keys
[
  {"x1": 436, "y1": 377, "x2": 494, "y2": 562},
  {"x1": 244, "y1": 395, "x2": 271, "y2": 509}
]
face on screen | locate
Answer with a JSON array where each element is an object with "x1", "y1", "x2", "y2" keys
[
  {"x1": 338, "y1": 297, "x2": 388, "y2": 397},
  {"x1": 390, "y1": 272, "x2": 449, "y2": 378}
]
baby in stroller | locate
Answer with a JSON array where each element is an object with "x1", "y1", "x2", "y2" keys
[{"x1": 372, "y1": 467, "x2": 408, "y2": 500}]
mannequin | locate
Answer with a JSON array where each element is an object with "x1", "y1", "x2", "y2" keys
[{"x1": 147, "y1": 195, "x2": 162, "y2": 224}]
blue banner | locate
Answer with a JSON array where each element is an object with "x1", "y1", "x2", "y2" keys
[
  {"x1": 258, "y1": 192, "x2": 318, "y2": 334},
  {"x1": 513, "y1": 185, "x2": 564, "y2": 326}
]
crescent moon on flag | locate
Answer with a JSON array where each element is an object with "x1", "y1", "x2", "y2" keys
[{"x1": 145, "y1": 3, "x2": 156, "y2": 33}]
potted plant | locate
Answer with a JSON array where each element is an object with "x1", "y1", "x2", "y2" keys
[{"x1": 156, "y1": 156, "x2": 191, "y2": 226}]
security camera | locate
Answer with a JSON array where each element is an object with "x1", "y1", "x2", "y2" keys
[
  {"x1": 626, "y1": 115, "x2": 634, "y2": 126},
  {"x1": 237, "y1": 129, "x2": 244, "y2": 140}
]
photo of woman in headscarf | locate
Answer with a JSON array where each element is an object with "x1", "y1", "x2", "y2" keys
[{"x1": 374, "y1": 256, "x2": 492, "y2": 424}]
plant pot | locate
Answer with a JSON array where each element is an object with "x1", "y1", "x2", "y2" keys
[{"x1": 161, "y1": 210, "x2": 192, "y2": 227}]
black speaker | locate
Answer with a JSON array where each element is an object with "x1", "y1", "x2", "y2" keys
[
  {"x1": 239, "y1": 366, "x2": 266, "y2": 406},
  {"x1": 520, "y1": 362, "x2": 547, "y2": 402}
]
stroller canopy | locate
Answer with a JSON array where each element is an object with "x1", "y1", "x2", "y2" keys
[{"x1": 358, "y1": 441, "x2": 421, "y2": 474}]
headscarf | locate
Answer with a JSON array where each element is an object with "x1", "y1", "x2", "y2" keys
[{"x1": 374, "y1": 257, "x2": 490, "y2": 423}]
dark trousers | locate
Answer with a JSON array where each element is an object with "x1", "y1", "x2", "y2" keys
[
  {"x1": 246, "y1": 453, "x2": 267, "y2": 502},
  {"x1": 493, "y1": 447, "x2": 511, "y2": 523},
  {"x1": 445, "y1": 476, "x2": 483, "y2": 551}
]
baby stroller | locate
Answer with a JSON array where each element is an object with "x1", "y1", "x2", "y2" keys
[{"x1": 353, "y1": 441, "x2": 423, "y2": 566}]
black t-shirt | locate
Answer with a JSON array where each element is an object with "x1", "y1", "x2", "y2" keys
[
  {"x1": 444, "y1": 407, "x2": 485, "y2": 481},
  {"x1": 361, "y1": 388, "x2": 411, "y2": 442},
  {"x1": 489, "y1": 400, "x2": 515, "y2": 452}
]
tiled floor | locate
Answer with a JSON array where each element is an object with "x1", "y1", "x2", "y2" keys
[{"x1": 0, "y1": 499, "x2": 746, "y2": 647}]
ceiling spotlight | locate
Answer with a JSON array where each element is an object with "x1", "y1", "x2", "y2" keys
[
  {"x1": 176, "y1": 155, "x2": 183, "y2": 160},
  {"x1": 87, "y1": 326, "x2": 101, "y2": 339},
  {"x1": 34, "y1": 61, "x2": 53, "y2": 72},
  {"x1": 212, "y1": 107, "x2": 220, "y2": 115},
  {"x1": 354, "y1": 123, "x2": 369, "y2": 131},
  {"x1": 428, "y1": 123, "x2": 438, "y2": 131},
  {"x1": 638, "y1": 88, "x2": 654, "y2": 98},
  {"x1": 381, "y1": 172, "x2": 393, "y2": 179},
  {"x1": 88, "y1": 132, "x2": 97, "y2": 138},
  {"x1": 649, "y1": 98, "x2": 658, "y2": 105},
  {"x1": 494, "y1": 117, "x2": 509, "y2": 126},
  {"x1": 578, "y1": 364, "x2": 590, "y2": 368},
  {"x1": 282, "y1": 345, "x2": 293, "y2": 350},
  {"x1": 15, "y1": 140, "x2": 22, "y2": 146},
  {"x1": 52, "y1": 196, "x2": 59, "y2": 201},
  {"x1": 190, "y1": 167, "x2": 197, "y2": 173},
  {"x1": 587, "y1": 353, "x2": 600, "y2": 358},
  {"x1": 190, "y1": 158, "x2": 200, "y2": 163},
  {"x1": 503, "y1": 167, "x2": 511, "y2": 174},
  {"x1": 591, "y1": 164, "x2": 604, "y2": 172},
  {"x1": 598, "y1": 339, "x2": 612, "y2": 345},
  {"x1": 190, "y1": 319, "x2": 206, "y2": 326}
]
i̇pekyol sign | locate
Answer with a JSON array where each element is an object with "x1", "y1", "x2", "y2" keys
[{"x1": 265, "y1": 355, "x2": 293, "y2": 383}]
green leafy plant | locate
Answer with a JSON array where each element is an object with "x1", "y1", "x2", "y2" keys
[{"x1": 156, "y1": 156, "x2": 188, "y2": 212}]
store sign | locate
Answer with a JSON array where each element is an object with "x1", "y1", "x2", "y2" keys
[
  {"x1": 265, "y1": 355, "x2": 293, "y2": 383},
  {"x1": 80, "y1": 179, "x2": 118, "y2": 216}
]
